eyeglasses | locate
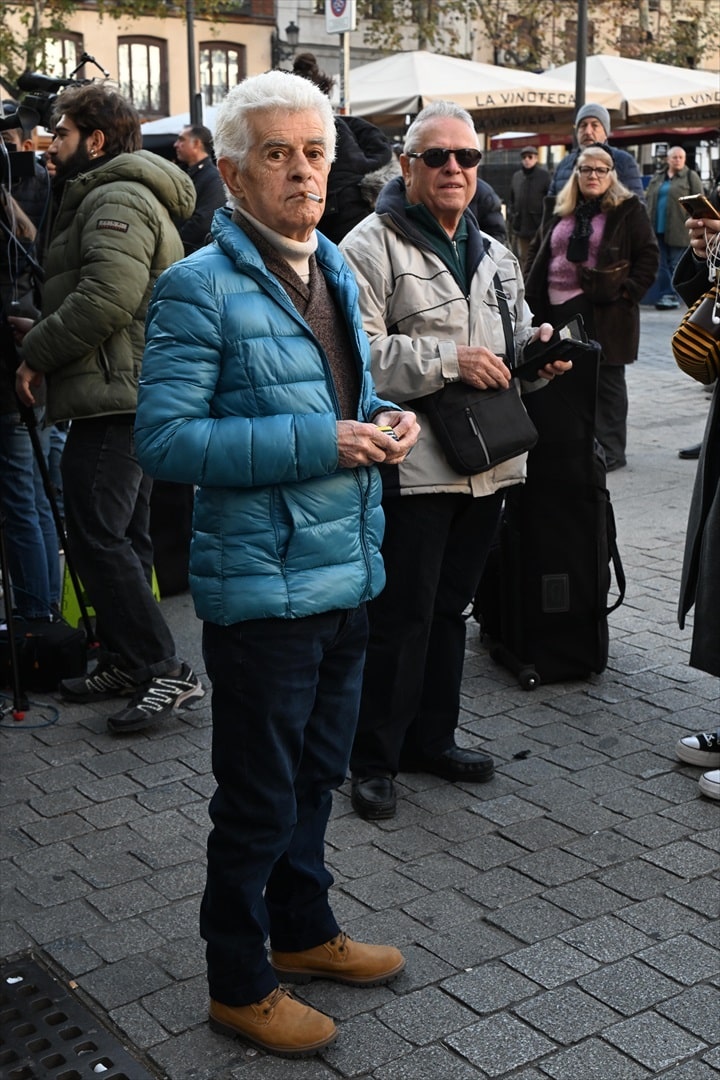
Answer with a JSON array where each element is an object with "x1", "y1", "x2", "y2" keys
[
  {"x1": 577, "y1": 166, "x2": 612, "y2": 177},
  {"x1": 406, "y1": 147, "x2": 482, "y2": 169}
]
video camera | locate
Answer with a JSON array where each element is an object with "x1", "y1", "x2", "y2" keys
[{"x1": 16, "y1": 49, "x2": 110, "y2": 128}]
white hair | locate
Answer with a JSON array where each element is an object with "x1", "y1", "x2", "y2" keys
[
  {"x1": 214, "y1": 70, "x2": 337, "y2": 170},
  {"x1": 403, "y1": 101, "x2": 478, "y2": 154}
]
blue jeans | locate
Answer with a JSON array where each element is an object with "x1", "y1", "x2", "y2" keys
[
  {"x1": 657, "y1": 236, "x2": 686, "y2": 299},
  {"x1": 0, "y1": 407, "x2": 60, "y2": 618},
  {"x1": 61, "y1": 418, "x2": 178, "y2": 681},
  {"x1": 200, "y1": 605, "x2": 368, "y2": 1005}
]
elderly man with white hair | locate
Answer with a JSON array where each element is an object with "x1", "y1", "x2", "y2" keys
[{"x1": 134, "y1": 70, "x2": 419, "y2": 1058}]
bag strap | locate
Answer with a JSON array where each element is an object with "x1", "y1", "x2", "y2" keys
[
  {"x1": 493, "y1": 273, "x2": 516, "y2": 368},
  {"x1": 604, "y1": 497, "x2": 626, "y2": 615}
]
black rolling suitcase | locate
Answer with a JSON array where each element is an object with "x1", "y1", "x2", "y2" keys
[{"x1": 474, "y1": 346, "x2": 625, "y2": 689}]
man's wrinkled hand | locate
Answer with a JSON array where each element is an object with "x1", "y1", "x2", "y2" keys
[
  {"x1": 456, "y1": 345, "x2": 511, "y2": 389},
  {"x1": 337, "y1": 411, "x2": 420, "y2": 469}
]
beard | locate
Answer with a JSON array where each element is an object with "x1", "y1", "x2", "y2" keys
[{"x1": 53, "y1": 142, "x2": 95, "y2": 184}]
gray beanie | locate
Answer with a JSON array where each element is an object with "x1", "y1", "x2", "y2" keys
[{"x1": 575, "y1": 102, "x2": 611, "y2": 136}]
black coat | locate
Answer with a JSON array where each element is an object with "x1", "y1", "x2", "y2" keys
[
  {"x1": 178, "y1": 157, "x2": 226, "y2": 255},
  {"x1": 507, "y1": 164, "x2": 550, "y2": 239},
  {"x1": 467, "y1": 179, "x2": 507, "y2": 244},
  {"x1": 524, "y1": 195, "x2": 659, "y2": 365},
  {"x1": 674, "y1": 248, "x2": 720, "y2": 677},
  {"x1": 319, "y1": 116, "x2": 393, "y2": 244}
]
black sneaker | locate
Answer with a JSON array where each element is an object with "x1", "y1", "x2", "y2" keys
[
  {"x1": 107, "y1": 662, "x2": 204, "y2": 733},
  {"x1": 61, "y1": 660, "x2": 139, "y2": 703}
]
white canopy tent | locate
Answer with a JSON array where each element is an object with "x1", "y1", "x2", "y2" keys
[
  {"x1": 339, "y1": 51, "x2": 620, "y2": 130},
  {"x1": 141, "y1": 106, "x2": 219, "y2": 136},
  {"x1": 542, "y1": 55, "x2": 720, "y2": 125}
]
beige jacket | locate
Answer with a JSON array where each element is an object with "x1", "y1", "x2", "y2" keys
[{"x1": 340, "y1": 177, "x2": 538, "y2": 497}]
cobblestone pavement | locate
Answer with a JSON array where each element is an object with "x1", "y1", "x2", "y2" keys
[{"x1": 1, "y1": 306, "x2": 718, "y2": 1080}]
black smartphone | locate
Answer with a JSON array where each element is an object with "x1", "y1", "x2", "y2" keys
[{"x1": 678, "y1": 194, "x2": 720, "y2": 220}]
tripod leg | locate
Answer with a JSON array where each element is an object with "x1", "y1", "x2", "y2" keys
[{"x1": 0, "y1": 514, "x2": 29, "y2": 717}]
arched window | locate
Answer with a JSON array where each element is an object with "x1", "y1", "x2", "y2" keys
[
  {"x1": 45, "y1": 33, "x2": 84, "y2": 78},
  {"x1": 199, "y1": 42, "x2": 246, "y2": 106},
  {"x1": 118, "y1": 37, "x2": 168, "y2": 116}
]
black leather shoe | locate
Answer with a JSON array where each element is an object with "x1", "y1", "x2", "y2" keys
[
  {"x1": 678, "y1": 443, "x2": 701, "y2": 460},
  {"x1": 406, "y1": 745, "x2": 494, "y2": 782},
  {"x1": 351, "y1": 775, "x2": 396, "y2": 820}
]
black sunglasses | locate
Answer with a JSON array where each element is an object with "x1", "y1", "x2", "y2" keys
[{"x1": 406, "y1": 147, "x2": 482, "y2": 169}]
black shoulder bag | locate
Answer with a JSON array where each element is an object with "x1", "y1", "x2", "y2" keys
[{"x1": 417, "y1": 275, "x2": 538, "y2": 474}]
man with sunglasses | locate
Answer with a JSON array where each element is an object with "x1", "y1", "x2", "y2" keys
[{"x1": 340, "y1": 101, "x2": 569, "y2": 821}]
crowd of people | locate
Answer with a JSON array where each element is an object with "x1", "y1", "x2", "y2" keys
[{"x1": 1, "y1": 67, "x2": 717, "y2": 1061}]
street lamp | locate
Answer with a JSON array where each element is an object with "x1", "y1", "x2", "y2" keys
[{"x1": 271, "y1": 21, "x2": 300, "y2": 69}]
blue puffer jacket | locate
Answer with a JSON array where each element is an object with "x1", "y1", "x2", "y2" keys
[{"x1": 136, "y1": 208, "x2": 395, "y2": 625}]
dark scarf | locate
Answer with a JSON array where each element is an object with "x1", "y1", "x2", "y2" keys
[{"x1": 567, "y1": 197, "x2": 604, "y2": 263}]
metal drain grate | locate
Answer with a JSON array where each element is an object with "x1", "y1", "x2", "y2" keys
[{"x1": 0, "y1": 953, "x2": 160, "y2": 1080}]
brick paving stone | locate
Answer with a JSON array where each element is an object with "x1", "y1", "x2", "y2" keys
[
  {"x1": 462, "y1": 866, "x2": 543, "y2": 909},
  {"x1": 442, "y1": 962, "x2": 541, "y2": 1014},
  {"x1": 497, "y1": 817, "x2": 580, "y2": 852},
  {"x1": 418, "y1": 922, "x2": 518, "y2": 969},
  {"x1": 486, "y1": 897, "x2": 580, "y2": 943},
  {"x1": 322, "y1": 1013, "x2": 412, "y2": 1077},
  {"x1": 513, "y1": 984, "x2": 620, "y2": 1044},
  {"x1": 538, "y1": 1037, "x2": 654, "y2": 1078},
  {"x1": 617, "y1": 897, "x2": 710, "y2": 940},
  {"x1": 577, "y1": 957, "x2": 682, "y2": 1014},
  {"x1": 370, "y1": 826, "x2": 450, "y2": 862},
  {"x1": 642, "y1": 841, "x2": 720, "y2": 879},
  {"x1": 666, "y1": 878, "x2": 720, "y2": 919},
  {"x1": 472, "y1": 794, "x2": 545, "y2": 827},
  {"x1": 614, "y1": 814, "x2": 692, "y2": 848},
  {"x1": 656, "y1": 984, "x2": 720, "y2": 1045},
  {"x1": 108, "y1": 1000, "x2": 170, "y2": 1048},
  {"x1": 638, "y1": 934, "x2": 720, "y2": 986},
  {"x1": 400, "y1": 852, "x2": 487, "y2": 891},
  {"x1": 85, "y1": 879, "x2": 167, "y2": 921},
  {"x1": 504, "y1": 939, "x2": 599, "y2": 989},
  {"x1": 657, "y1": 1065, "x2": 720, "y2": 1080},
  {"x1": 79, "y1": 953, "x2": 174, "y2": 1010},
  {"x1": 77, "y1": 796, "x2": 148, "y2": 828},
  {"x1": 509, "y1": 848, "x2": 593, "y2": 887},
  {"x1": 541, "y1": 879, "x2": 629, "y2": 921},
  {"x1": 375, "y1": 985, "x2": 479, "y2": 1045},
  {"x1": 603, "y1": 1011, "x2": 708, "y2": 1072},
  {"x1": 372, "y1": 1043, "x2": 488, "y2": 1079},
  {"x1": 402, "y1": 888, "x2": 486, "y2": 931},
  {"x1": 598, "y1": 860, "x2": 686, "y2": 900},
  {"x1": 559, "y1": 914, "x2": 655, "y2": 963},
  {"x1": 446, "y1": 1013, "x2": 556, "y2": 1076}
]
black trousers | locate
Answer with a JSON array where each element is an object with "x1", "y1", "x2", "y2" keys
[{"x1": 350, "y1": 491, "x2": 503, "y2": 776}]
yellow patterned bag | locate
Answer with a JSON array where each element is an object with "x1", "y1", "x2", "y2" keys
[{"x1": 671, "y1": 285, "x2": 720, "y2": 385}]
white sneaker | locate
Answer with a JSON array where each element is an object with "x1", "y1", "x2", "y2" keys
[
  {"x1": 675, "y1": 731, "x2": 720, "y2": 768},
  {"x1": 698, "y1": 770, "x2": 720, "y2": 801}
]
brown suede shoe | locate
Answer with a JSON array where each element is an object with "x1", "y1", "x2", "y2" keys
[
  {"x1": 271, "y1": 932, "x2": 406, "y2": 987},
  {"x1": 208, "y1": 987, "x2": 337, "y2": 1057}
]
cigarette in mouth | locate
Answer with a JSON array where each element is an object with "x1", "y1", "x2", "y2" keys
[{"x1": 304, "y1": 192, "x2": 323, "y2": 203}]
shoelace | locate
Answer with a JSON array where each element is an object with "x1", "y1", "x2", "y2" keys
[
  {"x1": 86, "y1": 665, "x2": 136, "y2": 692},
  {"x1": 129, "y1": 672, "x2": 193, "y2": 715},
  {"x1": 261, "y1": 986, "x2": 291, "y2": 1015}
]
